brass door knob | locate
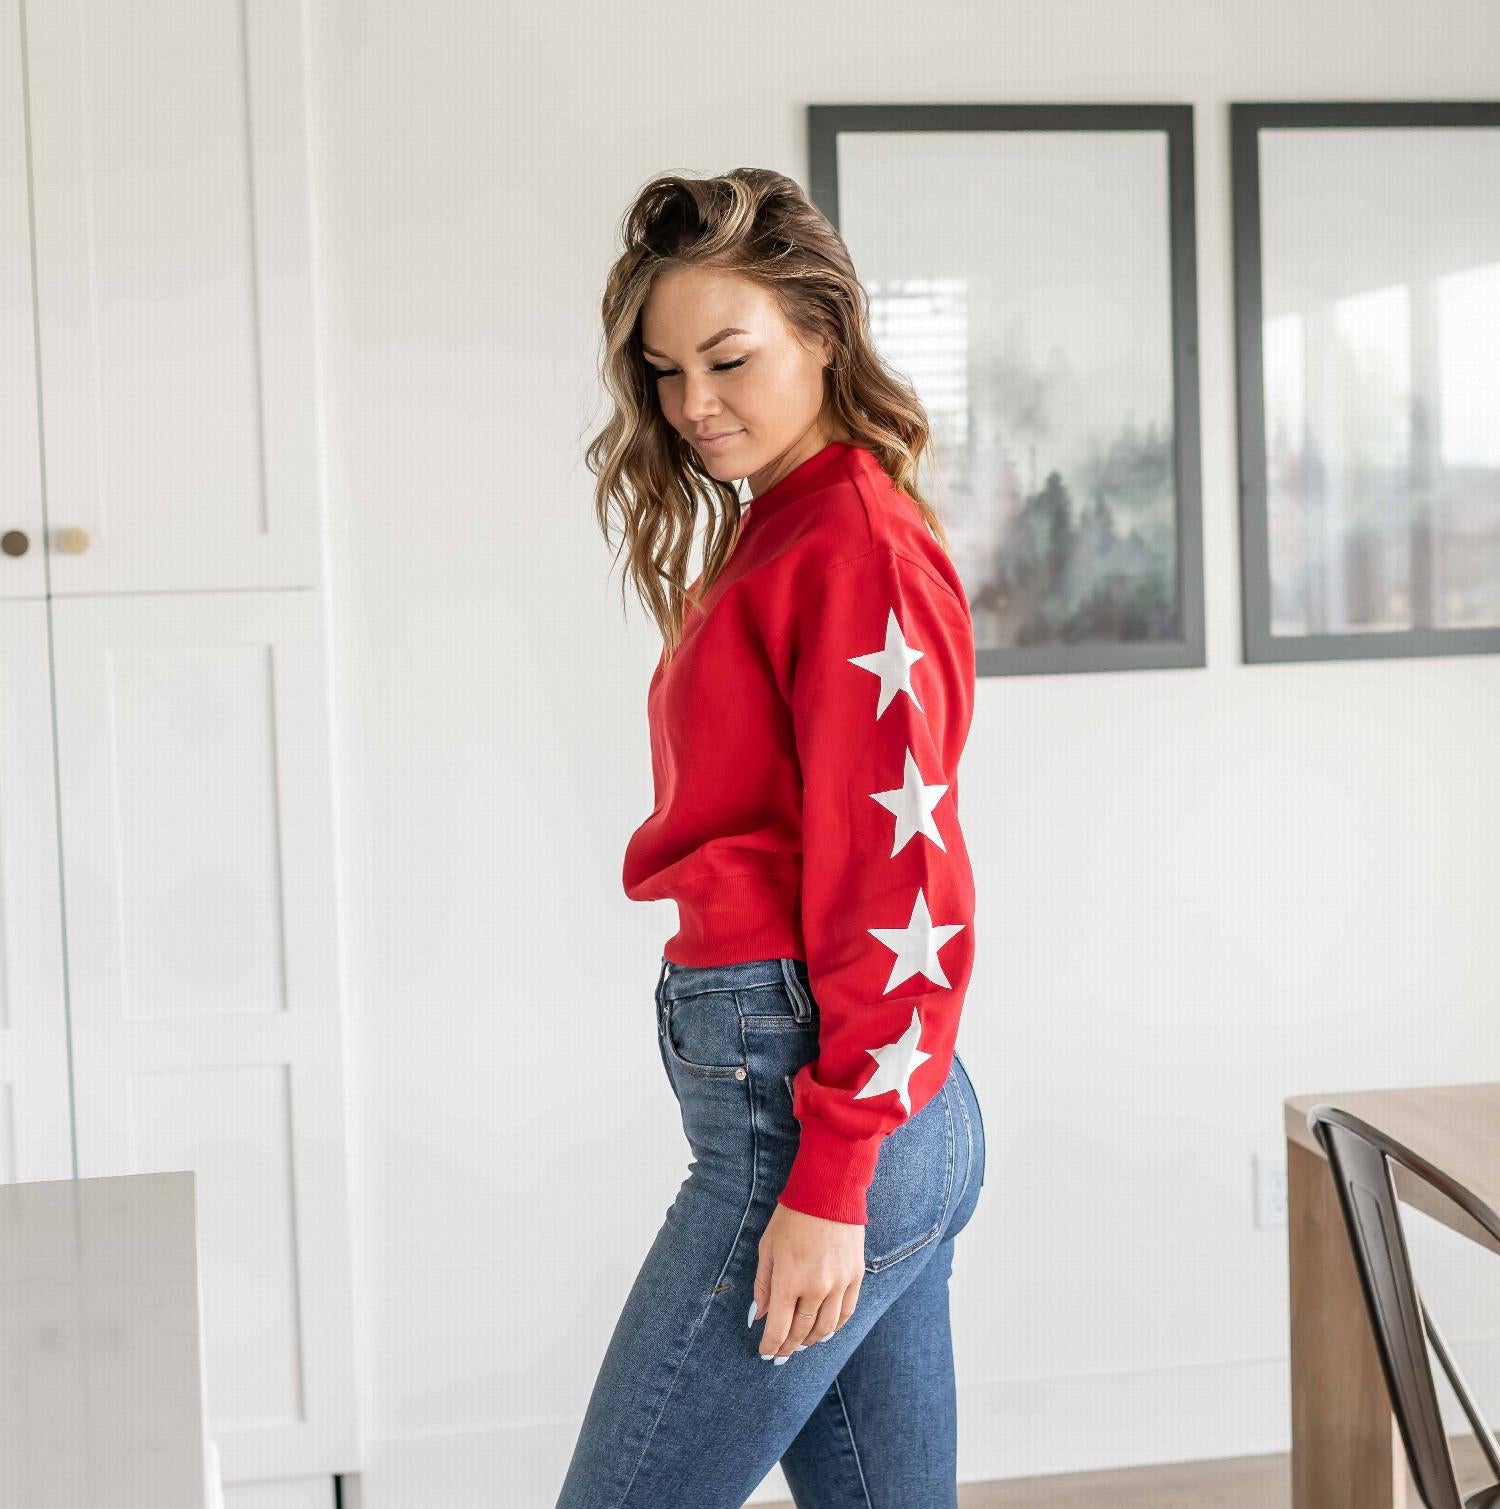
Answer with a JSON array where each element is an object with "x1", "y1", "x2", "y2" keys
[{"x1": 55, "y1": 526, "x2": 90, "y2": 554}]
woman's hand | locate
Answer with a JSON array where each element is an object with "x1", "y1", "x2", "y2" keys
[{"x1": 749, "y1": 1202, "x2": 864, "y2": 1359}]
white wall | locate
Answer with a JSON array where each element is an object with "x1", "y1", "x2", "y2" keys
[{"x1": 303, "y1": 0, "x2": 1500, "y2": 1502}]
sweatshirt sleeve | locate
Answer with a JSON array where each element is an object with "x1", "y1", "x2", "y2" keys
[{"x1": 777, "y1": 542, "x2": 977, "y2": 1226}]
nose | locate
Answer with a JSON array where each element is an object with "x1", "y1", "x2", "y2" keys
[{"x1": 679, "y1": 373, "x2": 722, "y2": 424}]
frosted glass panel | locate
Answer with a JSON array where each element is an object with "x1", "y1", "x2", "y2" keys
[{"x1": 1258, "y1": 126, "x2": 1500, "y2": 636}]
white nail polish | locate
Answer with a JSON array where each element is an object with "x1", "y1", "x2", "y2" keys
[
  {"x1": 773, "y1": 1355, "x2": 789, "y2": 1365},
  {"x1": 746, "y1": 1299, "x2": 757, "y2": 1327},
  {"x1": 794, "y1": 1343, "x2": 807, "y2": 1351}
]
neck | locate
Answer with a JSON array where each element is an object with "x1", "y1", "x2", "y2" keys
[{"x1": 747, "y1": 425, "x2": 845, "y2": 501}]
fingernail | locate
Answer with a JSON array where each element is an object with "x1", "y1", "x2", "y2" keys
[
  {"x1": 746, "y1": 1300, "x2": 757, "y2": 1327},
  {"x1": 794, "y1": 1343, "x2": 807, "y2": 1351},
  {"x1": 760, "y1": 1351, "x2": 774, "y2": 1361},
  {"x1": 773, "y1": 1355, "x2": 789, "y2": 1365}
]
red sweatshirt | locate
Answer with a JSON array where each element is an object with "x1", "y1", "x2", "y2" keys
[{"x1": 622, "y1": 440, "x2": 977, "y2": 1226}]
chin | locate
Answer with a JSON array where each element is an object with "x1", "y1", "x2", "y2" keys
[{"x1": 698, "y1": 445, "x2": 749, "y2": 472}]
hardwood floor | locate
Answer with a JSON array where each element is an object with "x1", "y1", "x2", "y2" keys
[{"x1": 760, "y1": 1432, "x2": 1497, "y2": 1508}]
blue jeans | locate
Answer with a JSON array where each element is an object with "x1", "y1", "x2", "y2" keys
[{"x1": 557, "y1": 954, "x2": 988, "y2": 1508}]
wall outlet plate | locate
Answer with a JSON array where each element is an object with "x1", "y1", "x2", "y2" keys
[{"x1": 1255, "y1": 1153, "x2": 1288, "y2": 1228}]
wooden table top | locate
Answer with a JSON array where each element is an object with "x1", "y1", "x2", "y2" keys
[{"x1": 1285, "y1": 1082, "x2": 1500, "y2": 1257}]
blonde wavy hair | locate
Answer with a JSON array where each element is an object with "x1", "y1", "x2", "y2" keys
[{"x1": 585, "y1": 167, "x2": 950, "y2": 662}]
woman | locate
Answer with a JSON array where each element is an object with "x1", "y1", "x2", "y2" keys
[{"x1": 558, "y1": 168, "x2": 987, "y2": 1509}]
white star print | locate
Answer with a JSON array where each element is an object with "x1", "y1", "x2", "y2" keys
[
  {"x1": 847, "y1": 608, "x2": 925, "y2": 717},
  {"x1": 870, "y1": 747, "x2": 949, "y2": 856},
  {"x1": 851, "y1": 1006, "x2": 932, "y2": 1114},
  {"x1": 867, "y1": 887, "x2": 966, "y2": 992}
]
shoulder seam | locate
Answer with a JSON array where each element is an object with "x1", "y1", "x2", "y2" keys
[{"x1": 814, "y1": 541, "x2": 968, "y2": 613}]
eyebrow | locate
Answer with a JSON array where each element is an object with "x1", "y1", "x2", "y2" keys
[{"x1": 640, "y1": 326, "x2": 749, "y2": 360}]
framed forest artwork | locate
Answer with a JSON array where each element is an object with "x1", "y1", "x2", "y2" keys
[{"x1": 809, "y1": 103, "x2": 1206, "y2": 677}]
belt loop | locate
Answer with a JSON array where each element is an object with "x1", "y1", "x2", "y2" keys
[
  {"x1": 655, "y1": 956, "x2": 672, "y2": 1011},
  {"x1": 779, "y1": 957, "x2": 813, "y2": 1022}
]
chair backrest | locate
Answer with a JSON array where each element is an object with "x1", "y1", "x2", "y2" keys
[{"x1": 1307, "y1": 1103, "x2": 1500, "y2": 1509}]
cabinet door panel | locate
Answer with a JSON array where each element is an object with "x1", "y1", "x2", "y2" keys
[
  {"x1": 0, "y1": 603, "x2": 72, "y2": 1182},
  {"x1": 51, "y1": 590, "x2": 358, "y2": 1482},
  {"x1": 0, "y1": 0, "x2": 45, "y2": 602},
  {"x1": 26, "y1": 0, "x2": 320, "y2": 593}
]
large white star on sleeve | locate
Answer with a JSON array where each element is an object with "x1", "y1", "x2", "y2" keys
[
  {"x1": 867, "y1": 887, "x2": 965, "y2": 992},
  {"x1": 851, "y1": 1006, "x2": 932, "y2": 1114},
  {"x1": 847, "y1": 607, "x2": 924, "y2": 717},
  {"x1": 870, "y1": 747, "x2": 949, "y2": 856}
]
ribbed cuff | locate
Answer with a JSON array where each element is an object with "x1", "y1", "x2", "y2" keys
[{"x1": 775, "y1": 1118, "x2": 883, "y2": 1226}]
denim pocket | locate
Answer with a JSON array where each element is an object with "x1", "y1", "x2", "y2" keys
[
  {"x1": 660, "y1": 991, "x2": 747, "y2": 1079},
  {"x1": 781, "y1": 1069, "x2": 954, "y2": 1273},
  {"x1": 861, "y1": 1085, "x2": 954, "y2": 1271}
]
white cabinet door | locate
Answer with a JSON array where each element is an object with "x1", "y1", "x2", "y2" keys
[
  {"x1": 25, "y1": 0, "x2": 322, "y2": 594},
  {"x1": 50, "y1": 589, "x2": 359, "y2": 1485},
  {"x1": 0, "y1": 602, "x2": 73, "y2": 1184},
  {"x1": 0, "y1": 0, "x2": 46, "y2": 602}
]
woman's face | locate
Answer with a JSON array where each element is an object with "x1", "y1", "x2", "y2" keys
[{"x1": 640, "y1": 265, "x2": 840, "y2": 498}]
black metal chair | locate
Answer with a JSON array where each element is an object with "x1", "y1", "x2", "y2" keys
[{"x1": 1306, "y1": 1104, "x2": 1500, "y2": 1509}]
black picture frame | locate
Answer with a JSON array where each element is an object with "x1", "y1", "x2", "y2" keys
[
  {"x1": 1231, "y1": 100, "x2": 1500, "y2": 663},
  {"x1": 809, "y1": 103, "x2": 1206, "y2": 678}
]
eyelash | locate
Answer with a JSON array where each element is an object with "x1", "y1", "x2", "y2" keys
[{"x1": 648, "y1": 357, "x2": 748, "y2": 381}]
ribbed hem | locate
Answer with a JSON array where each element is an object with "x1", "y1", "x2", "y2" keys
[
  {"x1": 662, "y1": 867, "x2": 804, "y2": 966},
  {"x1": 775, "y1": 1118, "x2": 883, "y2": 1226}
]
